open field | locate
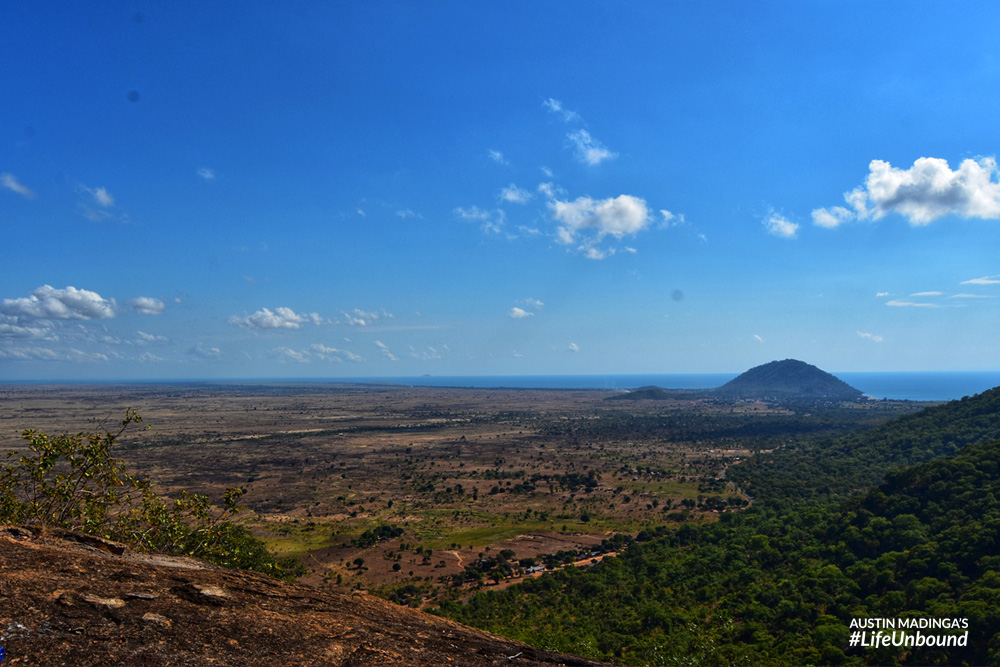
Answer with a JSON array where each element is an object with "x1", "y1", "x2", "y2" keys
[{"x1": 0, "y1": 382, "x2": 924, "y2": 604}]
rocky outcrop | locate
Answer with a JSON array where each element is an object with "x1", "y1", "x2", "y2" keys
[{"x1": 0, "y1": 525, "x2": 604, "y2": 666}]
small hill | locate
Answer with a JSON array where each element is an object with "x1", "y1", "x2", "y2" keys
[
  {"x1": 712, "y1": 359, "x2": 863, "y2": 402},
  {"x1": 0, "y1": 525, "x2": 605, "y2": 667}
]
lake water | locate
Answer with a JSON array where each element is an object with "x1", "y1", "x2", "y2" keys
[{"x1": 347, "y1": 371, "x2": 1000, "y2": 402}]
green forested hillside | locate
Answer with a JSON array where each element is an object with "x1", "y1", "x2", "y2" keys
[
  {"x1": 436, "y1": 397, "x2": 1000, "y2": 666},
  {"x1": 729, "y1": 386, "x2": 1000, "y2": 499}
]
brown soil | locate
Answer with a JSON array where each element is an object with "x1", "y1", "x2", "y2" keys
[{"x1": 0, "y1": 526, "x2": 607, "y2": 667}]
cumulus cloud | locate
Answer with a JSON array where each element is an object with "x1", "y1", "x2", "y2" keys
[
  {"x1": 567, "y1": 342, "x2": 580, "y2": 352},
  {"x1": 1, "y1": 285, "x2": 116, "y2": 321},
  {"x1": 763, "y1": 211, "x2": 799, "y2": 239},
  {"x1": 567, "y1": 129, "x2": 617, "y2": 166},
  {"x1": 127, "y1": 297, "x2": 166, "y2": 315},
  {"x1": 197, "y1": 167, "x2": 216, "y2": 181},
  {"x1": 228, "y1": 306, "x2": 322, "y2": 330},
  {"x1": 1, "y1": 172, "x2": 34, "y2": 199},
  {"x1": 508, "y1": 307, "x2": 534, "y2": 319},
  {"x1": 374, "y1": 340, "x2": 398, "y2": 361},
  {"x1": 548, "y1": 194, "x2": 651, "y2": 257},
  {"x1": 520, "y1": 298, "x2": 544, "y2": 310},
  {"x1": 488, "y1": 150, "x2": 508, "y2": 165},
  {"x1": 813, "y1": 157, "x2": 1000, "y2": 227},
  {"x1": 500, "y1": 184, "x2": 532, "y2": 204},
  {"x1": 858, "y1": 331, "x2": 884, "y2": 343}
]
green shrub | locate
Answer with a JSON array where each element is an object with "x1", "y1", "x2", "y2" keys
[{"x1": 0, "y1": 409, "x2": 304, "y2": 580}]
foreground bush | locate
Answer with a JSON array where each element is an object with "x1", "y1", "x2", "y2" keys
[{"x1": 0, "y1": 409, "x2": 304, "y2": 580}]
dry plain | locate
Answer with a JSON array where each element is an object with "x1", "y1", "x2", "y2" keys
[{"x1": 0, "y1": 382, "x2": 918, "y2": 605}]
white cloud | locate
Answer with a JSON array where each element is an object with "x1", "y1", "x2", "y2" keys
[
  {"x1": 312, "y1": 344, "x2": 362, "y2": 362},
  {"x1": 396, "y1": 209, "x2": 422, "y2": 219},
  {"x1": 1, "y1": 172, "x2": 34, "y2": 199},
  {"x1": 910, "y1": 291, "x2": 943, "y2": 297},
  {"x1": 488, "y1": 150, "x2": 508, "y2": 165},
  {"x1": 950, "y1": 293, "x2": 992, "y2": 299},
  {"x1": 858, "y1": 331, "x2": 884, "y2": 343},
  {"x1": 520, "y1": 298, "x2": 544, "y2": 310},
  {"x1": 500, "y1": 184, "x2": 532, "y2": 204},
  {"x1": 537, "y1": 182, "x2": 566, "y2": 200},
  {"x1": 409, "y1": 345, "x2": 442, "y2": 361},
  {"x1": 343, "y1": 308, "x2": 392, "y2": 327},
  {"x1": 567, "y1": 342, "x2": 580, "y2": 352},
  {"x1": 90, "y1": 186, "x2": 114, "y2": 207},
  {"x1": 0, "y1": 346, "x2": 108, "y2": 362},
  {"x1": 1, "y1": 285, "x2": 116, "y2": 321},
  {"x1": 876, "y1": 292, "x2": 890, "y2": 297},
  {"x1": 189, "y1": 343, "x2": 221, "y2": 359},
  {"x1": 567, "y1": 129, "x2": 617, "y2": 166},
  {"x1": 763, "y1": 211, "x2": 799, "y2": 239},
  {"x1": 548, "y1": 194, "x2": 651, "y2": 257},
  {"x1": 135, "y1": 330, "x2": 167, "y2": 344},
  {"x1": 812, "y1": 206, "x2": 855, "y2": 229},
  {"x1": 228, "y1": 306, "x2": 321, "y2": 330},
  {"x1": 0, "y1": 322, "x2": 55, "y2": 339},
  {"x1": 886, "y1": 300, "x2": 939, "y2": 308},
  {"x1": 197, "y1": 167, "x2": 216, "y2": 181},
  {"x1": 374, "y1": 340, "x2": 398, "y2": 361},
  {"x1": 814, "y1": 156, "x2": 1000, "y2": 227},
  {"x1": 962, "y1": 275, "x2": 1000, "y2": 285},
  {"x1": 660, "y1": 210, "x2": 684, "y2": 226},
  {"x1": 509, "y1": 307, "x2": 534, "y2": 319},
  {"x1": 274, "y1": 346, "x2": 309, "y2": 363},
  {"x1": 753, "y1": 334, "x2": 764, "y2": 343},
  {"x1": 542, "y1": 98, "x2": 580, "y2": 123},
  {"x1": 127, "y1": 297, "x2": 166, "y2": 315},
  {"x1": 455, "y1": 206, "x2": 506, "y2": 234}
]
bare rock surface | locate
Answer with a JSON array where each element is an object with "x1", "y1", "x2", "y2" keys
[{"x1": 0, "y1": 526, "x2": 604, "y2": 666}]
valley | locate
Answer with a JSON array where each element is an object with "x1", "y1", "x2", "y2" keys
[{"x1": 0, "y1": 381, "x2": 922, "y2": 606}]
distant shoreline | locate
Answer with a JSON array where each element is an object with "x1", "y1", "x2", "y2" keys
[{"x1": 4, "y1": 370, "x2": 1000, "y2": 402}]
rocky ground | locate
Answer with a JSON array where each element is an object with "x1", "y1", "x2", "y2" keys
[{"x1": 0, "y1": 525, "x2": 605, "y2": 666}]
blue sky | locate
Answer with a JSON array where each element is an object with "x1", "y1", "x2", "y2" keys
[{"x1": 4, "y1": 1, "x2": 1000, "y2": 380}]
